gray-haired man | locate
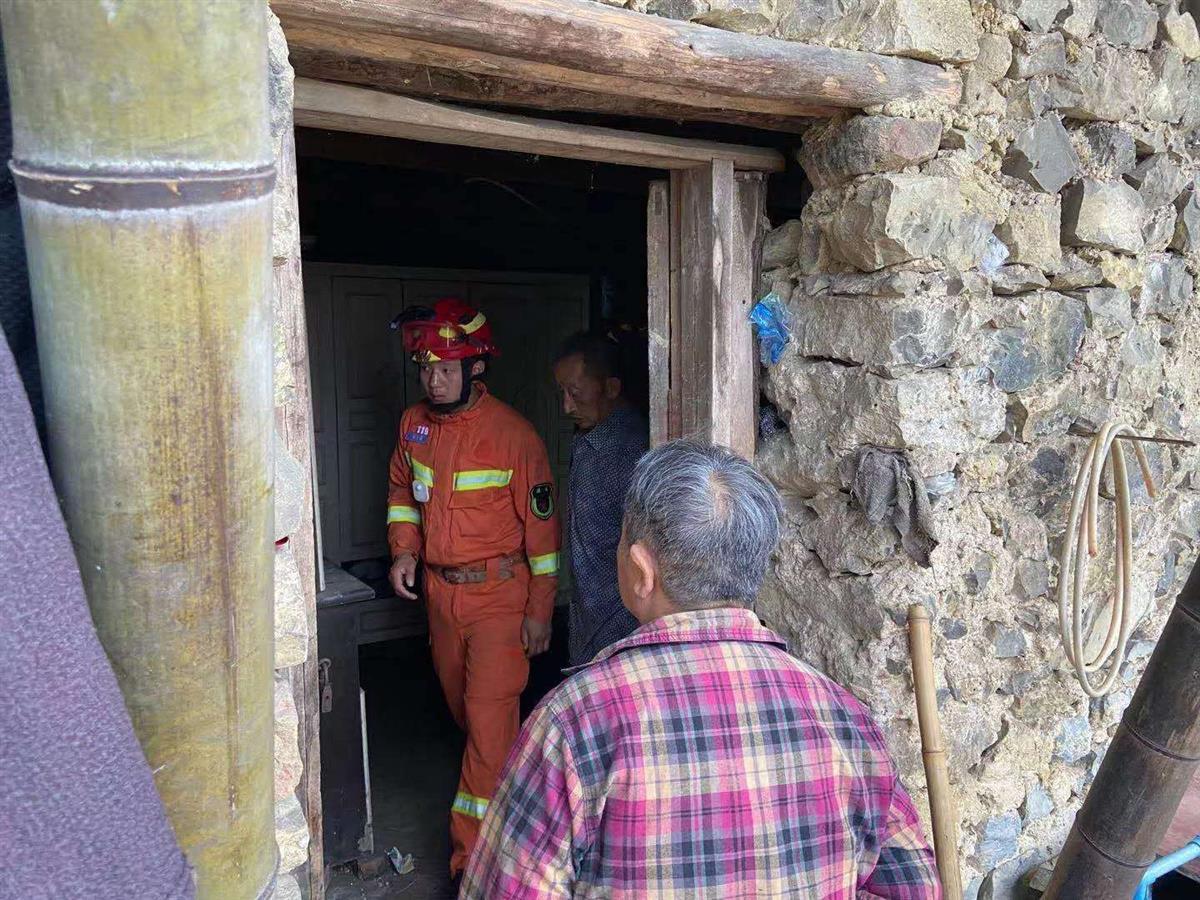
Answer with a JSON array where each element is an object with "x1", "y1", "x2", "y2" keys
[{"x1": 464, "y1": 441, "x2": 939, "y2": 898}]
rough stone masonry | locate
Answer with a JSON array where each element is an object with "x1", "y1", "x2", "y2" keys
[{"x1": 618, "y1": 0, "x2": 1200, "y2": 897}]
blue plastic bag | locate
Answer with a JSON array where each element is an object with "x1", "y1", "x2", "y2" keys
[
  {"x1": 749, "y1": 293, "x2": 792, "y2": 365},
  {"x1": 980, "y1": 234, "x2": 1010, "y2": 275}
]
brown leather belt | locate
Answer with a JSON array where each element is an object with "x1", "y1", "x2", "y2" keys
[{"x1": 428, "y1": 551, "x2": 526, "y2": 585}]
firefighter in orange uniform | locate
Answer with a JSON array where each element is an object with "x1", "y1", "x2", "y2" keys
[{"x1": 385, "y1": 299, "x2": 560, "y2": 878}]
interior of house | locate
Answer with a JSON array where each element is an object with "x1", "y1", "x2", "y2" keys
[{"x1": 297, "y1": 128, "x2": 661, "y2": 898}]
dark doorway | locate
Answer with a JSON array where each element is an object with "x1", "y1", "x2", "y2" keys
[{"x1": 300, "y1": 130, "x2": 654, "y2": 899}]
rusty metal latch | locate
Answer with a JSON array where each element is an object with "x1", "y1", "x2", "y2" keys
[{"x1": 318, "y1": 658, "x2": 333, "y2": 714}]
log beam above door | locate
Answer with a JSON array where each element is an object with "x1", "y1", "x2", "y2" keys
[
  {"x1": 274, "y1": 0, "x2": 961, "y2": 127},
  {"x1": 284, "y1": 48, "x2": 821, "y2": 134},
  {"x1": 294, "y1": 78, "x2": 786, "y2": 171}
]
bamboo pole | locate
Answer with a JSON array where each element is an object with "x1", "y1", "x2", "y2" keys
[
  {"x1": 1044, "y1": 560, "x2": 1200, "y2": 899},
  {"x1": 1, "y1": 2, "x2": 277, "y2": 897},
  {"x1": 907, "y1": 604, "x2": 963, "y2": 900}
]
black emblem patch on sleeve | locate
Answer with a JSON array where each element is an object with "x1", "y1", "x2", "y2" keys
[{"x1": 530, "y1": 483, "x2": 555, "y2": 520}]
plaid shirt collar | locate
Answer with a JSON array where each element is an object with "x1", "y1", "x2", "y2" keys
[{"x1": 568, "y1": 606, "x2": 787, "y2": 672}]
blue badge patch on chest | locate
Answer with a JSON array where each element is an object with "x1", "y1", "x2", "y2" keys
[{"x1": 405, "y1": 425, "x2": 431, "y2": 444}]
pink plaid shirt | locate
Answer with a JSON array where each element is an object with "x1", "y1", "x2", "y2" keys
[{"x1": 461, "y1": 607, "x2": 940, "y2": 899}]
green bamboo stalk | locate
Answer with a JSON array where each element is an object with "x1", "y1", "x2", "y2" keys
[{"x1": 1, "y1": 2, "x2": 277, "y2": 897}]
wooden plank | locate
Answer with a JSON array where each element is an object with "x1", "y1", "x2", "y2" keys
[
  {"x1": 719, "y1": 172, "x2": 765, "y2": 460},
  {"x1": 675, "y1": 162, "x2": 722, "y2": 442},
  {"x1": 673, "y1": 162, "x2": 758, "y2": 456},
  {"x1": 293, "y1": 78, "x2": 786, "y2": 172},
  {"x1": 305, "y1": 270, "x2": 342, "y2": 565},
  {"x1": 273, "y1": 0, "x2": 961, "y2": 111},
  {"x1": 295, "y1": 128, "x2": 657, "y2": 195},
  {"x1": 273, "y1": 123, "x2": 326, "y2": 899},
  {"x1": 286, "y1": 46, "x2": 820, "y2": 133},
  {"x1": 667, "y1": 170, "x2": 683, "y2": 441},
  {"x1": 646, "y1": 181, "x2": 671, "y2": 447}
]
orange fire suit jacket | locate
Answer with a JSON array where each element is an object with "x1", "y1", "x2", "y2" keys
[{"x1": 386, "y1": 386, "x2": 561, "y2": 623}]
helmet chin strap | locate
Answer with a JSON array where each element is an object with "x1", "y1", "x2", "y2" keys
[{"x1": 429, "y1": 358, "x2": 483, "y2": 414}]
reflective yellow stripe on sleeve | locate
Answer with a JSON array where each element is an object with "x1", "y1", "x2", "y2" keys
[
  {"x1": 387, "y1": 505, "x2": 421, "y2": 525},
  {"x1": 452, "y1": 469, "x2": 513, "y2": 491},
  {"x1": 407, "y1": 454, "x2": 434, "y2": 488},
  {"x1": 451, "y1": 790, "x2": 489, "y2": 820},
  {"x1": 528, "y1": 551, "x2": 561, "y2": 577}
]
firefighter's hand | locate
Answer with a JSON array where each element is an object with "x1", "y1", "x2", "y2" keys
[
  {"x1": 389, "y1": 552, "x2": 419, "y2": 600},
  {"x1": 522, "y1": 616, "x2": 551, "y2": 658}
]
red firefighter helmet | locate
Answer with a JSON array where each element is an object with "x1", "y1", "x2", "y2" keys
[{"x1": 392, "y1": 298, "x2": 499, "y2": 364}]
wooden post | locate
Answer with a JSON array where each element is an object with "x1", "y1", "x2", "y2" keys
[
  {"x1": 1045, "y1": 560, "x2": 1200, "y2": 899},
  {"x1": 907, "y1": 605, "x2": 963, "y2": 900},
  {"x1": 668, "y1": 170, "x2": 684, "y2": 442},
  {"x1": 725, "y1": 172, "x2": 765, "y2": 459},
  {"x1": 675, "y1": 160, "x2": 758, "y2": 459},
  {"x1": 646, "y1": 181, "x2": 671, "y2": 448},
  {"x1": 2, "y1": 2, "x2": 277, "y2": 897}
]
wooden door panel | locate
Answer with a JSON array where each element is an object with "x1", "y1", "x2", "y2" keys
[
  {"x1": 331, "y1": 277, "x2": 406, "y2": 562},
  {"x1": 345, "y1": 438, "x2": 389, "y2": 550},
  {"x1": 305, "y1": 270, "x2": 343, "y2": 563}
]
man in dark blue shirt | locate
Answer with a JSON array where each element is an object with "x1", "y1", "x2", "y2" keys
[{"x1": 552, "y1": 332, "x2": 648, "y2": 666}]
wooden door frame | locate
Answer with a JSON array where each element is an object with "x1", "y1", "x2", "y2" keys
[
  {"x1": 288, "y1": 43, "x2": 770, "y2": 899},
  {"x1": 294, "y1": 79, "x2": 768, "y2": 459}
]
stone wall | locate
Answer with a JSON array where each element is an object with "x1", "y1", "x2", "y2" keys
[
  {"x1": 269, "y1": 10, "x2": 314, "y2": 900},
  {"x1": 613, "y1": 0, "x2": 1200, "y2": 896}
]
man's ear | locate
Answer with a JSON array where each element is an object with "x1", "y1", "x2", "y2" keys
[
  {"x1": 604, "y1": 376, "x2": 622, "y2": 400},
  {"x1": 470, "y1": 359, "x2": 486, "y2": 379},
  {"x1": 629, "y1": 541, "x2": 656, "y2": 599}
]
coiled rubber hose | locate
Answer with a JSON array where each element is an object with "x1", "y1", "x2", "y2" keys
[{"x1": 1057, "y1": 422, "x2": 1156, "y2": 698}]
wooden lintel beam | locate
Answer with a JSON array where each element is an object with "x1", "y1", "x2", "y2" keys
[
  {"x1": 286, "y1": 47, "x2": 819, "y2": 134},
  {"x1": 295, "y1": 128, "x2": 658, "y2": 194},
  {"x1": 293, "y1": 78, "x2": 787, "y2": 172},
  {"x1": 280, "y1": 21, "x2": 832, "y2": 120},
  {"x1": 273, "y1": 0, "x2": 961, "y2": 113}
]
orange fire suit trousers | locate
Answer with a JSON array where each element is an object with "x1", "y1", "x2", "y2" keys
[{"x1": 426, "y1": 563, "x2": 530, "y2": 876}]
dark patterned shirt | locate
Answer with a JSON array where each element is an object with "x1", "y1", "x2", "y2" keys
[
  {"x1": 462, "y1": 608, "x2": 940, "y2": 899},
  {"x1": 566, "y1": 404, "x2": 647, "y2": 666}
]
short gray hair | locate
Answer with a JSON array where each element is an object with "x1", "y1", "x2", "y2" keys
[{"x1": 623, "y1": 440, "x2": 783, "y2": 609}]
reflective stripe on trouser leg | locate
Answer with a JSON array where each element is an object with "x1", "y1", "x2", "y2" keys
[{"x1": 452, "y1": 791, "x2": 489, "y2": 820}]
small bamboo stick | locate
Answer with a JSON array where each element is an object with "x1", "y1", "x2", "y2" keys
[{"x1": 908, "y1": 604, "x2": 963, "y2": 900}]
